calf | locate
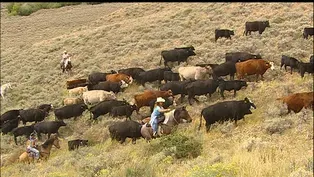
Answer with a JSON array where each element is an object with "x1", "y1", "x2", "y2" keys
[
  {"x1": 11, "y1": 124, "x2": 35, "y2": 145},
  {"x1": 218, "y1": 80, "x2": 248, "y2": 99},
  {"x1": 163, "y1": 71, "x2": 180, "y2": 83},
  {"x1": 236, "y1": 59, "x2": 274, "y2": 81},
  {"x1": 54, "y1": 103, "x2": 88, "y2": 120},
  {"x1": 1, "y1": 117, "x2": 19, "y2": 134},
  {"x1": 186, "y1": 79, "x2": 220, "y2": 105},
  {"x1": 137, "y1": 68, "x2": 172, "y2": 86},
  {"x1": 200, "y1": 97, "x2": 256, "y2": 132},
  {"x1": 87, "y1": 80, "x2": 128, "y2": 93},
  {"x1": 215, "y1": 29, "x2": 234, "y2": 42},
  {"x1": 34, "y1": 120, "x2": 66, "y2": 140},
  {"x1": 118, "y1": 67, "x2": 145, "y2": 82},
  {"x1": 303, "y1": 27, "x2": 314, "y2": 39},
  {"x1": 82, "y1": 90, "x2": 116, "y2": 105},
  {"x1": 68, "y1": 139, "x2": 88, "y2": 151},
  {"x1": 19, "y1": 108, "x2": 48, "y2": 125},
  {"x1": 298, "y1": 62, "x2": 314, "y2": 78},
  {"x1": 160, "y1": 80, "x2": 196, "y2": 103},
  {"x1": 210, "y1": 62, "x2": 237, "y2": 80},
  {"x1": 108, "y1": 120, "x2": 142, "y2": 144},
  {"x1": 88, "y1": 71, "x2": 117, "y2": 85},
  {"x1": 106, "y1": 73, "x2": 133, "y2": 84},
  {"x1": 89, "y1": 100, "x2": 129, "y2": 120},
  {"x1": 244, "y1": 21, "x2": 270, "y2": 36},
  {"x1": 0, "y1": 109, "x2": 20, "y2": 127},
  {"x1": 277, "y1": 92, "x2": 313, "y2": 114},
  {"x1": 225, "y1": 52, "x2": 262, "y2": 63},
  {"x1": 160, "y1": 48, "x2": 196, "y2": 67},
  {"x1": 68, "y1": 86, "x2": 88, "y2": 96},
  {"x1": 280, "y1": 55, "x2": 300, "y2": 74},
  {"x1": 110, "y1": 104, "x2": 137, "y2": 119},
  {"x1": 178, "y1": 66, "x2": 212, "y2": 81}
]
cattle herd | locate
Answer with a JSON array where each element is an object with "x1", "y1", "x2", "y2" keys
[{"x1": 0, "y1": 20, "x2": 313, "y2": 154}]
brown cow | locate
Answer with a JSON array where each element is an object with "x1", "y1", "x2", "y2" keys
[
  {"x1": 106, "y1": 73, "x2": 133, "y2": 84},
  {"x1": 133, "y1": 90, "x2": 173, "y2": 113},
  {"x1": 236, "y1": 59, "x2": 274, "y2": 81},
  {"x1": 277, "y1": 92, "x2": 313, "y2": 114},
  {"x1": 66, "y1": 79, "x2": 88, "y2": 89}
]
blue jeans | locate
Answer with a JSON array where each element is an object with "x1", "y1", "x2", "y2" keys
[
  {"x1": 27, "y1": 146, "x2": 39, "y2": 159},
  {"x1": 150, "y1": 117, "x2": 158, "y2": 134}
]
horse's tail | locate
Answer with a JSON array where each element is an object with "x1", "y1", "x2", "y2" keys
[{"x1": 198, "y1": 111, "x2": 203, "y2": 131}]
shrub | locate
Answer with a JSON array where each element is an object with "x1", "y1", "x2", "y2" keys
[
  {"x1": 188, "y1": 162, "x2": 239, "y2": 177},
  {"x1": 149, "y1": 134, "x2": 202, "y2": 159}
]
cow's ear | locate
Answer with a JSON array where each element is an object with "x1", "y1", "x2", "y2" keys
[{"x1": 244, "y1": 97, "x2": 249, "y2": 102}]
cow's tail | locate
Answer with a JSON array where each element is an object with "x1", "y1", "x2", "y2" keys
[{"x1": 198, "y1": 111, "x2": 203, "y2": 131}]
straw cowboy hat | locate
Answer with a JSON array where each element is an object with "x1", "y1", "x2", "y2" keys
[{"x1": 156, "y1": 97, "x2": 165, "y2": 103}]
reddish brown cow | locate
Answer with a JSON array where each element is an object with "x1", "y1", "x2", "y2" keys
[
  {"x1": 134, "y1": 90, "x2": 173, "y2": 113},
  {"x1": 276, "y1": 92, "x2": 313, "y2": 114},
  {"x1": 66, "y1": 79, "x2": 88, "y2": 89},
  {"x1": 236, "y1": 59, "x2": 274, "y2": 81},
  {"x1": 106, "y1": 73, "x2": 133, "y2": 84}
]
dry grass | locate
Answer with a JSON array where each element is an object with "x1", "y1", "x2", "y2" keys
[{"x1": 1, "y1": 2, "x2": 313, "y2": 177}]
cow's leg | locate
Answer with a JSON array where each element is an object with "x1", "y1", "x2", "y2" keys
[
  {"x1": 233, "y1": 90, "x2": 237, "y2": 97},
  {"x1": 193, "y1": 97, "x2": 200, "y2": 103},
  {"x1": 180, "y1": 94, "x2": 185, "y2": 103},
  {"x1": 132, "y1": 138, "x2": 137, "y2": 144},
  {"x1": 220, "y1": 90, "x2": 225, "y2": 99},
  {"x1": 290, "y1": 67, "x2": 293, "y2": 74},
  {"x1": 14, "y1": 135, "x2": 18, "y2": 145},
  {"x1": 205, "y1": 123, "x2": 211, "y2": 133},
  {"x1": 37, "y1": 133, "x2": 42, "y2": 141},
  {"x1": 256, "y1": 74, "x2": 259, "y2": 82},
  {"x1": 188, "y1": 95, "x2": 193, "y2": 105},
  {"x1": 48, "y1": 133, "x2": 51, "y2": 139},
  {"x1": 284, "y1": 65, "x2": 287, "y2": 72}
]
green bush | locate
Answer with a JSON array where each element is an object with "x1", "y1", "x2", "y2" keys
[{"x1": 149, "y1": 134, "x2": 202, "y2": 159}]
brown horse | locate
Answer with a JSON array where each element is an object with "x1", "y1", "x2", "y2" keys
[
  {"x1": 19, "y1": 134, "x2": 60, "y2": 164},
  {"x1": 140, "y1": 106, "x2": 192, "y2": 141}
]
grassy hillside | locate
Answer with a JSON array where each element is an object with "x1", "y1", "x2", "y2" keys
[{"x1": 1, "y1": 3, "x2": 313, "y2": 177}]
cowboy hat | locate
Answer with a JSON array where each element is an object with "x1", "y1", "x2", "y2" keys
[
  {"x1": 63, "y1": 50, "x2": 67, "y2": 54},
  {"x1": 156, "y1": 97, "x2": 165, "y2": 103}
]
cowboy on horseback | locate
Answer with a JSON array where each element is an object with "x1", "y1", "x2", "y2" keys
[
  {"x1": 149, "y1": 97, "x2": 171, "y2": 137},
  {"x1": 61, "y1": 50, "x2": 71, "y2": 67},
  {"x1": 27, "y1": 131, "x2": 40, "y2": 160}
]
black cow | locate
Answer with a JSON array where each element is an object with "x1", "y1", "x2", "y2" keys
[
  {"x1": 108, "y1": 120, "x2": 142, "y2": 144},
  {"x1": 225, "y1": 52, "x2": 262, "y2": 63},
  {"x1": 11, "y1": 124, "x2": 35, "y2": 145},
  {"x1": 310, "y1": 55, "x2": 313, "y2": 64},
  {"x1": 118, "y1": 67, "x2": 145, "y2": 82},
  {"x1": 87, "y1": 80, "x2": 127, "y2": 93},
  {"x1": 88, "y1": 70, "x2": 117, "y2": 85},
  {"x1": 54, "y1": 103, "x2": 88, "y2": 120},
  {"x1": 280, "y1": 55, "x2": 300, "y2": 74},
  {"x1": 303, "y1": 27, "x2": 314, "y2": 39},
  {"x1": 68, "y1": 139, "x2": 88, "y2": 151},
  {"x1": 0, "y1": 109, "x2": 20, "y2": 127},
  {"x1": 200, "y1": 97, "x2": 256, "y2": 132},
  {"x1": 1, "y1": 118, "x2": 19, "y2": 134},
  {"x1": 89, "y1": 100, "x2": 129, "y2": 120},
  {"x1": 34, "y1": 120, "x2": 66, "y2": 140},
  {"x1": 160, "y1": 80, "x2": 196, "y2": 103},
  {"x1": 215, "y1": 29, "x2": 235, "y2": 42},
  {"x1": 244, "y1": 21, "x2": 270, "y2": 36},
  {"x1": 298, "y1": 62, "x2": 314, "y2": 78},
  {"x1": 160, "y1": 48, "x2": 196, "y2": 67},
  {"x1": 186, "y1": 79, "x2": 221, "y2": 105},
  {"x1": 218, "y1": 80, "x2": 248, "y2": 99},
  {"x1": 37, "y1": 104, "x2": 54, "y2": 113},
  {"x1": 19, "y1": 108, "x2": 48, "y2": 125},
  {"x1": 163, "y1": 71, "x2": 180, "y2": 83},
  {"x1": 149, "y1": 97, "x2": 175, "y2": 113},
  {"x1": 109, "y1": 104, "x2": 137, "y2": 119},
  {"x1": 138, "y1": 68, "x2": 172, "y2": 86},
  {"x1": 209, "y1": 62, "x2": 237, "y2": 80}
]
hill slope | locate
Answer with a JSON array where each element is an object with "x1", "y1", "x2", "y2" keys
[{"x1": 1, "y1": 3, "x2": 313, "y2": 177}]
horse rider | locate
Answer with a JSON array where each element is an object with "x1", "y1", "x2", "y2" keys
[
  {"x1": 60, "y1": 50, "x2": 71, "y2": 68},
  {"x1": 149, "y1": 97, "x2": 172, "y2": 137},
  {"x1": 27, "y1": 131, "x2": 40, "y2": 160}
]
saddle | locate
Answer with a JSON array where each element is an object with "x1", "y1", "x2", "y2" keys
[{"x1": 145, "y1": 116, "x2": 165, "y2": 127}]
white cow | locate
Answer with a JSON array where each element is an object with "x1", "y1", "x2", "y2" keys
[
  {"x1": 68, "y1": 86, "x2": 88, "y2": 96},
  {"x1": 0, "y1": 83, "x2": 13, "y2": 99},
  {"x1": 178, "y1": 66, "x2": 213, "y2": 81},
  {"x1": 82, "y1": 90, "x2": 116, "y2": 105}
]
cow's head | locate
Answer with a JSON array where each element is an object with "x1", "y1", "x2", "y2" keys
[
  {"x1": 80, "y1": 103, "x2": 88, "y2": 110},
  {"x1": 265, "y1": 61, "x2": 275, "y2": 70},
  {"x1": 185, "y1": 49, "x2": 196, "y2": 56},
  {"x1": 119, "y1": 80, "x2": 129, "y2": 89},
  {"x1": 111, "y1": 70, "x2": 117, "y2": 74},
  {"x1": 80, "y1": 140, "x2": 88, "y2": 146},
  {"x1": 244, "y1": 97, "x2": 256, "y2": 110},
  {"x1": 109, "y1": 91, "x2": 117, "y2": 100},
  {"x1": 58, "y1": 120, "x2": 67, "y2": 126},
  {"x1": 240, "y1": 80, "x2": 248, "y2": 88},
  {"x1": 264, "y1": 21, "x2": 270, "y2": 27},
  {"x1": 167, "y1": 90, "x2": 173, "y2": 96},
  {"x1": 230, "y1": 30, "x2": 235, "y2": 35}
]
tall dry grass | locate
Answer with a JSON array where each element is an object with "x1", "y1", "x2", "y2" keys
[{"x1": 1, "y1": 2, "x2": 313, "y2": 177}]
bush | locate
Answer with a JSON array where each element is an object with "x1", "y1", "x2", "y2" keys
[
  {"x1": 188, "y1": 163, "x2": 239, "y2": 177},
  {"x1": 149, "y1": 134, "x2": 202, "y2": 159}
]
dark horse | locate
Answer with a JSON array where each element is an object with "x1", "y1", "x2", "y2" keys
[
  {"x1": 60, "y1": 59, "x2": 72, "y2": 73},
  {"x1": 140, "y1": 106, "x2": 192, "y2": 141},
  {"x1": 19, "y1": 134, "x2": 60, "y2": 164}
]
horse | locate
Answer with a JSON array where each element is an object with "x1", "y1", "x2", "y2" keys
[
  {"x1": 60, "y1": 58, "x2": 73, "y2": 73},
  {"x1": 140, "y1": 106, "x2": 192, "y2": 141},
  {"x1": 19, "y1": 134, "x2": 60, "y2": 164},
  {"x1": 0, "y1": 83, "x2": 13, "y2": 99}
]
